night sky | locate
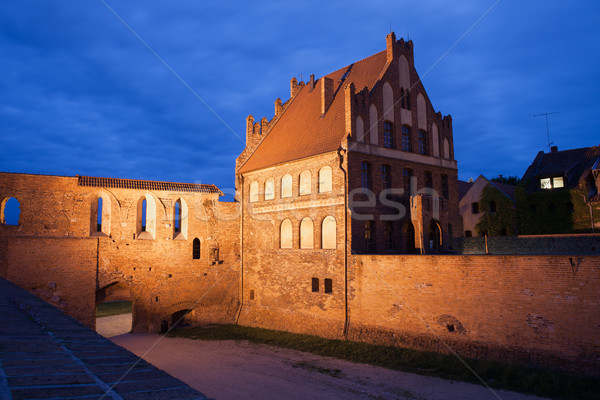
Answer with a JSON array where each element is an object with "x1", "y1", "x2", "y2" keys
[{"x1": 1, "y1": 1, "x2": 599, "y2": 200}]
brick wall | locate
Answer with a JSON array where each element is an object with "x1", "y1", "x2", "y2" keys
[{"x1": 456, "y1": 234, "x2": 600, "y2": 255}]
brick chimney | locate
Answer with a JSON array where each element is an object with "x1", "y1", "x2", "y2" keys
[
  {"x1": 386, "y1": 32, "x2": 397, "y2": 62},
  {"x1": 309, "y1": 74, "x2": 315, "y2": 92},
  {"x1": 290, "y1": 77, "x2": 298, "y2": 98},
  {"x1": 551, "y1": 146, "x2": 558, "y2": 153},
  {"x1": 321, "y1": 77, "x2": 334, "y2": 115}
]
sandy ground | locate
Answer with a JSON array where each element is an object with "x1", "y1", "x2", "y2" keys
[
  {"x1": 96, "y1": 314, "x2": 548, "y2": 400},
  {"x1": 96, "y1": 313, "x2": 132, "y2": 337}
]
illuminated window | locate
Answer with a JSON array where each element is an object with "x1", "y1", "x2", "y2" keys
[
  {"x1": 540, "y1": 176, "x2": 565, "y2": 189},
  {"x1": 318, "y1": 166, "x2": 332, "y2": 193},
  {"x1": 402, "y1": 126, "x2": 412, "y2": 152},
  {"x1": 540, "y1": 178, "x2": 551, "y2": 189},
  {"x1": 280, "y1": 219, "x2": 293, "y2": 249},
  {"x1": 383, "y1": 121, "x2": 394, "y2": 148},
  {"x1": 553, "y1": 177, "x2": 564, "y2": 188},
  {"x1": 299, "y1": 170, "x2": 311, "y2": 195}
]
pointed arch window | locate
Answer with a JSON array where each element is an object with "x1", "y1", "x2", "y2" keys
[
  {"x1": 174, "y1": 200, "x2": 181, "y2": 233},
  {"x1": 137, "y1": 195, "x2": 156, "y2": 239},
  {"x1": 1, "y1": 197, "x2": 21, "y2": 226},
  {"x1": 97, "y1": 197, "x2": 103, "y2": 232}
]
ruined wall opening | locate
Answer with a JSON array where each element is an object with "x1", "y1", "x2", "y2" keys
[
  {"x1": 429, "y1": 220, "x2": 442, "y2": 252},
  {"x1": 1, "y1": 197, "x2": 21, "y2": 226},
  {"x1": 171, "y1": 309, "x2": 193, "y2": 329},
  {"x1": 173, "y1": 198, "x2": 188, "y2": 240},
  {"x1": 90, "y1": 194, "x2": 111, "y2": 236},
  {"x1": 96, "y1": 282, "x2": 133, "y2": 337},
  {"x1": 137, "y1": 194, "x2": 156, "y2": 239},
  {"x1": 192, "y1": 238, "x2": 201, "y2": 259}
]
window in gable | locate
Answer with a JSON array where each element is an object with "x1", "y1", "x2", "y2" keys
[
  {"x1": 318, "y1": 166, "x2": 332, "y2": 193},
  {"x1": 264, "y1": 178, "x2": 275, "y2": 200},
  {"x1": 281, "y1": 174, "x2": 292, "y2": 198},
  {"x1": 299, "y1": 170, "x2": 311, "y2": 195}
]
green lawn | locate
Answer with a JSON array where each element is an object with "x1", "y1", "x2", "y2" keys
[
  {"x1": 96, "y1": 301, "x2": 132, "y2": 318},
  {"x1": 168, "y1": 324, "x2": 599, "y2": 400}
]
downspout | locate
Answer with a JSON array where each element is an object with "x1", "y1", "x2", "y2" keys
[
  {"x1": 338, "y1": 147, "x2": 349, "y2": 338},
  {"x1": 235, "y1": 175, "x2": 244, "y2": 323}
]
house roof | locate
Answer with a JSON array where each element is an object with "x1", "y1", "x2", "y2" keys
[
  {"x1": 489, "y1": 180, "x2": 516, "y2": 200},
  {"x1": 237, "y1": 49, "x2": 389, "y2": 174},
  {"x1": 458, "y1": 180, "x2": 474, "y2": 200},
  {"x1": 521, "y1": 145, "x2": 600, "y2": 192}
]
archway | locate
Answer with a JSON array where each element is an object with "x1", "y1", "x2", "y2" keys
[
  {"x1": 429, "y1": 220, "x2": 442, "y2": 253},
  {"x1": 96, "y1": 282, "x2": 133, "y2": 337}
]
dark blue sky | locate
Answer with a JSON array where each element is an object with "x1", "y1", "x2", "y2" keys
[{"x1": 1, "y1": 1, "x2": 599, "y2": 198}]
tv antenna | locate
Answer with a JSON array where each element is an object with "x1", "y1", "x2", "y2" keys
[{"x1": 533, "y1": 111, "x2": 560, "y2": 150}]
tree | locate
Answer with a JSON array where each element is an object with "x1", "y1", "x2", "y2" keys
[{"x1": 491, "y1": 175, "x2": 521, "y2": 185}]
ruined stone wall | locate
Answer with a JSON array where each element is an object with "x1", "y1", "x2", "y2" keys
[
  {"x1": 0, "y1": 172, "x2": 240, "y2": 332},
  {"x1": 347, "y1": 254, "x2": 600, "y2": 374},
  {"x1": 237, "y1": 153, "x2": 348, "y2": 337}
]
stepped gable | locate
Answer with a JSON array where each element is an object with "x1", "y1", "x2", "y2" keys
[{"x1": 238, "y1": 50, "x2": 388, "y2": 174}]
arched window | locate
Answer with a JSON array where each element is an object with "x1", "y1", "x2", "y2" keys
[
  {"x1": 280, "y1": 219, "x2": 293, "y2": 249},
  {"x1": 417, "y1": 93, "x2": 426, "y2": 129},
  {"x1": 97, "y1": 197, "x2": 103, "y2": 232},
  {"x1": 369, "y1": 104, "x2": 379, "y2": 145},
  {"x1": 356, "y1": 116, "x2": 365, "y2": 142},
  {"x1": 299, "y1": 171, "x2": 311, "y2": 195},
  {"x1": 141, "y1": 199, "x2": 147, "y2": 232},
  {"x1": 137, "y1": 195, "x2": 156, "y2": 239},
  {"x1": 443, "y1": 138, "x2": 450, "y2": 159},
  {"x1": 174, "y1": 200, "x2": 181, "y2": 233},
  {"x1": 318, "y1": 166, "x2": 332, "y2": 193},
  {"x1": 429, "y1": 220, "x2": 441, "y2": 252},
  {"x1": 432, "y1": 123, "x2": 439, "y2": 157},
  {"x1": 321, "y1": 216, "x2": 336, "y2": 249},
  {"x1": 192, "y1": 238, "x2": 201, "y2": 259},
  {"x1": 300, "y1": 217, "x2": 314, "y2": 249},
  {"x1": 383, "y1": 82, "x2": 394, "y2": 122},
  {"x1": 1, "y1": 197, "x2": 21, "y2": 226},
  {"x1": 250, "y1": 181, "x2": 259, "y2": 202},
  {"x1": 398, "y1": 55, "x2": 410, "y2": 89},
  {"x1": 441, "y1": 174, "x2": 449, "y2": 199},
  {"x1": 264, "y1": 178, "x2": 275, "y2": 200},
  {"x1": 281, "y1": 174, "x2": 292, "y2": 198},
  {"x1": 402, "y1": 125, "x2": 412, "y2": 152}
]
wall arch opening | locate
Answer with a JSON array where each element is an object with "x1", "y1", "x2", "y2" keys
[
  {"x1": 1, "y1": 197, "x2": 21, "y2": 226},
  {"x1": 96, "y1": 282, "x2": 133, "y2": 338}
]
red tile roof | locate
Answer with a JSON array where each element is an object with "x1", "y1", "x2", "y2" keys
[{"x1": 238, "y1": 50, "x2": 389, "y2": 173}]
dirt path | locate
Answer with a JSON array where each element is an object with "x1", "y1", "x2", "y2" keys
[
  {"x1": 110, "y1": 333, "x2": 548, "y2": 400},
  {"x1": 96, "y1": 313, "x2": 132, "y2": 337}
]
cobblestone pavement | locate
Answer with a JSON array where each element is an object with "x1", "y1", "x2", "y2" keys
[{"x1": 0, "y1": 278, "x2": 208, "y2": 400}]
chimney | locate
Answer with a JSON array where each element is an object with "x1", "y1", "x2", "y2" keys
[
  {"x1": 253, "y1": 121, "x2": 261, "y2": 136},
  {"x1": 551, "y1": 146, "x2": 558, "y2": 153},
  {"x1": 246, "y1": 115, "x2": 254, "y2": 143},
  {"x1": 274, "y1": 98, "x2": 283, "y2": 117},
  {"x1": 321, "y1": 77, "x2": 334, "y2": 115},
  {"x1": 290, "y1": 77, "x2": 298, "y2": 98},
  {"x1": 309, "y1": 74, "x2": 315, "y2": 92},
  {"x1": 386, "y1": 32, "x2": 397, "y2": 62}
]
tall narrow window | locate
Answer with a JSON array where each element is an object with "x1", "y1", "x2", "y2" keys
[
  {"x1": 400, "y1": 88, "x2": 406, "y2": 108},
  {"x1": 472, "y1": 202, "x2": 479, "y2": 214},
  {"x1": 383, "y1": 121, "x2": 394, "y2": 148},
  {"x1": 312, "y1": 278, "x2": 319, "y2": 292},
  {"x1": 381, "y1": 164, "x2": 392, "y2": 190},
  {"x1": 300, "y1": 218, "x2": 314, "y2": 249},
  {"x1": 441, "y1": 174, "x2": 449, "y2": 199},
  {"x1": 406, "y1": 222, "x2": 416, "y2": 254},
  {"x1": 318, "y1": 166, "x2": 332, "y2": 193},
  {"x1": 365, "y1": 220, "x2": 375, "y2": 253},
  {"x1": 281, "y1": 174, "x2": 292, "y2": 198},
  {"x1": 280, "y1": 219, "x2": 293, "y2": 249},
  {"x1": 406, "y1": 90, "x2": 411, "y2": 110},
  {"x1": 299, "y1": 170, "x2": 311, "y2": 195},
  {"x1": 192, "y1": 238, "x2": 201, "y2": 259},
  {"x1": 174, "y1": 200, "x2": 181, "y2": 233},
  {"x1": 321, "y1": 216, "x2": 337, "y2": 249},
  {"x1": 141, "y1": 199, "x2": 147, "y2": 232},
  {"x1": 97, "y1": 197, "x2": 103, "y2": 232},
  {"x1": 361, "y1": 161, "x2": 371, "y2": 192},
  {"x1": 424, "y1": 171, "x2": 433, "y2": 189},
  {"x1": 1, "y1": 197, "x2": 21, "y2": 226},
  {"x1": 418, "y1": 130, "x2": 428, "y2": 155},
  {"x1": 403, "y1": 168, "x2": 413, "y2": 197},
  {"x1": 402, "y1": 126, "x2": 412, "y2": 152},
  {"x1": 490, "y1": 201, "x2": 497, "y2": 213}
]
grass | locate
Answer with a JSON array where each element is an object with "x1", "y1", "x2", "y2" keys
[
  {"x1": 96, "y1": 301, "x2": 132, "y2": 318},
  {"x1": 168, "y1": 324, "x2": 600, "y2": 400}
]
